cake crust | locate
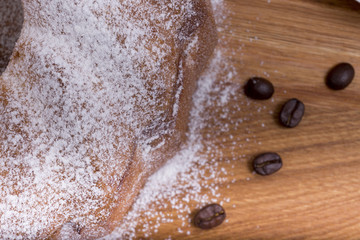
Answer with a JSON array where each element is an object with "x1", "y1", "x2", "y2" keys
[{"x1": 0, "y1": 0, "x2": 217, "y2": 238}]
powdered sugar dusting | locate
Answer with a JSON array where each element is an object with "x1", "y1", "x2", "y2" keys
[
  {"x1": 104, "y1": 0, "x2": 254, "y2": 238},
  {"x1": 0, "y1": 0, "x2": 204, "y2": 238}
]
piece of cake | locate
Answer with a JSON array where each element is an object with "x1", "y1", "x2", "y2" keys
[{"x1": 0, "y1": 0, "x2": 217, "y2": 238}]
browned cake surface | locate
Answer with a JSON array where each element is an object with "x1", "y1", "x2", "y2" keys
[
  {"x1": 0, "y1": 0, "x2": 216, "y2": 238},
  {"x1": 136, "y1": 0, "x2": 360, "y2": 239}
]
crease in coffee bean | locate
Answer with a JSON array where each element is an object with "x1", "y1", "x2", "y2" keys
[
  {"x1": 254, "y1": 159, "x2": 281, "y2": 168},
  {"x1": 252, "y1": 152, "x2": 282, "y2": 176},
  {"x1": 194, "y1": 204, "x2": 226, "y2": 229},
  {"x1": 286, "y1": 100, "x2": 300, "y2": 126},
  {"x1": 280, "y1": 98, "x2": 305, "y2": 128},
  {"x1": 199, "y1": 211, "x2": 225, "y2": 223}
]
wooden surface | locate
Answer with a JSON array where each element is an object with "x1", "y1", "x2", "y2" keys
[{"x1": 134, "y1": 0, "x2": 360, "y2": 239}]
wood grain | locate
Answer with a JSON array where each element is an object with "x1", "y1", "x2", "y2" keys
[{"x1": 133, "y1": 0, "x2": 360, "y2": 239}]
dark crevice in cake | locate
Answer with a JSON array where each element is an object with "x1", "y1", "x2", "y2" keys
[{"x1": 0, "y1": 0, "x2": 24, "y2": 75}]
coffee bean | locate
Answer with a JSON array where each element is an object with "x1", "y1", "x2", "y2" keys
[
  {"x1": 326, "y1": 62, "x2": 355, "y2": 90},
  {"x1": 279, "y1": 98, "x2": 305, "y2": 128},
  {"x1": 194, "y1": 203, "x2": 226, "y2": 229},
  {"x1": 244, "y1": 77, "x2": 274, "y2": 100},
  {"x1": 253, "y1": 152, "x2": 282, "y2": 176}
]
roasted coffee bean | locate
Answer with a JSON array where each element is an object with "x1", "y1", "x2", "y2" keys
[
  {"x1": 326, "y1": 62, "x2": 355, "y2": 90},
  {"x1": 244, "y1": 77, "x2": 274, "y2": 100},
  {"x1": 253, "y1": 152, "x2": 282, "y2": 176},
  {"x1": 194, "y1": 203, "x2": 226, "y2": 229},
  {"x1": 279, "y1": 98, "x2": 305, "y2": 128}
]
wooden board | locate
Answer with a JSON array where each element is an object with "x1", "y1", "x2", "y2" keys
[{"x1": 134, "y1": 0, "x2": 360, "y2": 239}]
